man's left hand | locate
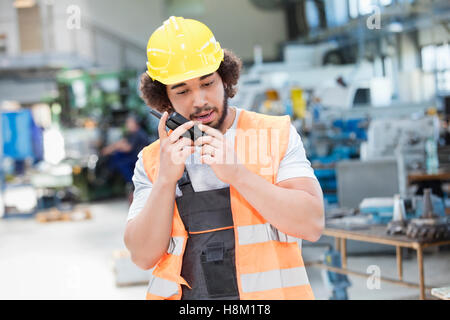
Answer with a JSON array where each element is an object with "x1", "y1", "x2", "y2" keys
[{"x1": 194, "y1": 123, "x2": 243, "y2": 184}]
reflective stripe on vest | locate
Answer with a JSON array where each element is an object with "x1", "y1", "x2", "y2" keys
[
  {"x1": 236, "y1": 223, "x2": 308, "y2": 295},
  {"x1": 142, "y1": 109, "x2": 315, "y2": 300},
  {"x1": 146, "y1": 235, "x2": 187, "y2": 299},
  {"x1": 167, "y1": 236, "x2": 185, "y2": 256},
  {"x1": 237, "y1": 222, "x2": 302, "y2": 246},
  {"x1": 241, "y1": 266, "x2": 309, "y2": 293},
  {"x1": 146, "y1": 267, "x2": 179, "y2": 298}
]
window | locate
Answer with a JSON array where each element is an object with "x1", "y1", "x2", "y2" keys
[
  {"x1": 359, "y1": 0, "x2": 374, "y2": 15},
  {"x1": 306, "y1": 0, "x2": 349, "y2": 29},
  {"x1": 325, "y1": 0, "x2": 349, "y2": 27},
  {"x1": 349, "y1": 0, "x2": 359, "y2": 18},
  {"x1": 422, "y1": 45, "x2": 436, "y2": 71},
  {"x1": 379, "y1": 0, "x2": 392, "y2": 6},
  {"x1": 421, "y1": 43, "x2": 450, "y2": 92},
  {"x1": 349, "y1": 0, "x2": 393, "y2": 18},
  {"x1": 306, "y1": 0, "x2": 320, "y2": 30}
]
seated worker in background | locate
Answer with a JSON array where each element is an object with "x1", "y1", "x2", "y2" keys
[{"x1": 101, "y1": 115, "x2": 150, "y2": 184}]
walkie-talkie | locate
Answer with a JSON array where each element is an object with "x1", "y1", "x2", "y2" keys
[{"x1": 149, "y1": 109, "x2": 206, "y2": 141}]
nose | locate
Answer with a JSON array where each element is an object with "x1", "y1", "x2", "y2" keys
[{"x1": 192, "y1": 88, "x2": 208, "y2": 109}]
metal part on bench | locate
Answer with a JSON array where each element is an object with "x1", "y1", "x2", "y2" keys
[{"x1": 405, "y1": 189, "x2": 450, "y2": 241}]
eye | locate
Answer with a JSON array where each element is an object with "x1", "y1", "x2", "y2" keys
[
  {"x1": 202, "y1": 80, "x2": 214, "y2": 87},
  {"x1": 177, "y1": 89, "x2": 188, "y2": 95}
]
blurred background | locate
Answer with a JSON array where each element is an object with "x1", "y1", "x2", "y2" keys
[{"x1": 0, "y1": 0, "x2": 449, "y2": 300}]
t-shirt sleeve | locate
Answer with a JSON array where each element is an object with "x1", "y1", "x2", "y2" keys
[
  {"x1": 127, "y1": 151, "x2": 153, "y2": 221},
  {"x1": 276, "y1": 124, "x2": 317, "y2": 183}
]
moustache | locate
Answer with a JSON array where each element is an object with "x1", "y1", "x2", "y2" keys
[{"x1": 191, "y1": 107, "x2": 217, "y2": 119}]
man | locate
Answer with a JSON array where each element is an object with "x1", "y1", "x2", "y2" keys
[
  {"x1": 101, "y1": 115, "x2": 149, "y2": 183},
  {"x1": 124, "y1": 16, "x2": 324, "y2": 300}
]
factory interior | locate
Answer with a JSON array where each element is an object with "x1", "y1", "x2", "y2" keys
[{"x1": 0, "y1": 0, "x2": 449, "y2": 300}]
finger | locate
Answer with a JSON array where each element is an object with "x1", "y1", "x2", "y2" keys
[
  {"x1": 171, "y1": 146, "x2": 191, "y2": 165},
  {"x1": 200, "y1": 144, "x2": 216, "y2": 157},
  {"x1": 194, "y1": 135, "x2": 222, "y2": 148},
  {"x1": 198, "y1": 123, "x2": 223, "y2": 140},
  {"x1": 200, "y1": 154, "x2": 215, "y2": 165},
  {"x1": 172, "y1": 145, "x2": 195, "y2": 165},
  {"x1": 180, "y1": 146, "x2": 195, "y2": 159},
  {"x1": 174, "y1": 137, "x2": 193, "y2": 151},
  {"x1": 158, "y1": 111, "x2": 169, "y2": 140},
  {"x1": 169, "y1": 120, "x2": 195, "y2": 143}
]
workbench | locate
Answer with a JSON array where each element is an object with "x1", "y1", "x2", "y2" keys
[
  {"x1": 307, "y1": 225, "x2": 450, "y2": 300},
  {"x1": 407, "y1": 170, "x2": 450, "y2": 200},
  {"x1": 408, "y1": 171, "x2": 450, "y2": 183}
]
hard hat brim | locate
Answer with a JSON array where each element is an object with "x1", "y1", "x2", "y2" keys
[{"x1": 152, "y1": 61, "x2": 223, "y2": 85}]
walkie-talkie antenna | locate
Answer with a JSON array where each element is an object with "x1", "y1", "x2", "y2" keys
[{"x1": 149, "y1": 109, "x2": 162, "y2": 119}]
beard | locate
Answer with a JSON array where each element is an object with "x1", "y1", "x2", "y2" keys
[
  {"x1": 213, "y1": 92, "x2": 229, "y2": 130},
  {"x1": 190, "y1": 91, "x2": 229, "y2": 130}
]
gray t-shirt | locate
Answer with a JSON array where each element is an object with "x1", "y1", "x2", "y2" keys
[{"x1": 127, "y1": 107, "x2": 317, "y2": 221}]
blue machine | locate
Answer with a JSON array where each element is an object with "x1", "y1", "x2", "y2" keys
[
  {"x1": 359, "y1": 194, "x2": 446, "y2": 225},
  {"x1": 1, "y1": 110, "x2": 44, "y2": 219},
  {"x1": 308, "y1": 117, "x2": 368, "y2": 206},
  {"x1": 2, "y1": 110, "x2": 43, "y2": 163}
]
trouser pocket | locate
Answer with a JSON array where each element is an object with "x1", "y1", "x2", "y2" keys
[{"x1": 200, "y1": 242, "x2": 238, "y2": 298}]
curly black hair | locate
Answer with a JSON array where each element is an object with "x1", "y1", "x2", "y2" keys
[{"x1": 139, "y1": 48, "x2": 242, "y2": 113}]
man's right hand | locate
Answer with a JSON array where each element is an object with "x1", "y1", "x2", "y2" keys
[{"x1": 157, "y1": 111, "x2": 195, "y2": 184}]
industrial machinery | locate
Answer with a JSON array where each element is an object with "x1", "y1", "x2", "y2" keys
[
  {"x1": 386, "y1": 194, "x2": 408, "y2": 235},
  {"x1": 362, "y1": 116, "x2": 438, "y2": 163},
  {"x1": 52, "y1": 68, "x2": 157, "y2": 201},
  {"x1": 307, "y1": 117, "x2": 368, "y2": 207},
  {"x1": 405, "y1": 189, "x2": 450, "y2": 242},
  {"x1": 362, "y1": 116, "x2": 440, "y2": 197},
  {"x1": 55, "y1": 68, "x2": 150, "y2": 129},
  {"x1": 360, "y1": 190, "x2": 446, "y2": 224},
  {"x1": 381, "y1": 188, "x2": 450, "y2": 241}
]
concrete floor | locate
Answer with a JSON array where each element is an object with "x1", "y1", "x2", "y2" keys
[{"x1": 0, "y1": 199, "x2": 449, "y2": 300}]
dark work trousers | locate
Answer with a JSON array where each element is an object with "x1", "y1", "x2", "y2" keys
[{"x1": 175, "y1": 170, "x2": 240, "y2": 300}]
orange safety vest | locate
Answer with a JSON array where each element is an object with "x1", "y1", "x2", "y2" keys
[{"x1": 141, "y1": 109, "x2": 315, "y2": 300}]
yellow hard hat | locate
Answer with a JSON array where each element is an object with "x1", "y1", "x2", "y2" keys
[{"x1": 146, "y1": 16, "x2": 224, "y2": 85}]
